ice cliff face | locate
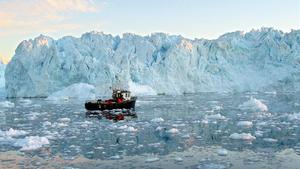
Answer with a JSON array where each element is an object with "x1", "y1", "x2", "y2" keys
[
  {"x1": 5, "y1": 28, "x2": 300, "y2": 97},
  {"x1": 0, "y1": 62, "x2": 5, "y2": 88}
]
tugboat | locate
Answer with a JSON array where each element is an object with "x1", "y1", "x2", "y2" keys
[{"x1": 85, "y1": 89, "x2": 137, "y2": 111}]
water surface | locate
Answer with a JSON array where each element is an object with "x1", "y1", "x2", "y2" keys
[{"x1": 0, "y1": 92, "x2": 300, "y2": 169}]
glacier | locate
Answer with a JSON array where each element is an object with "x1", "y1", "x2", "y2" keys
[
  {"x1": 4, "y1": 28, "x2": 300, "y2": 97},
  {"x1": 46, "y1": 83, "x2": 96, "y2": 100},
  {"x1": 0, "y1": 62, "x2": 6, "y2": 96}
]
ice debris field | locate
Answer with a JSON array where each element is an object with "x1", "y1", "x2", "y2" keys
[{"x1": 1, "y1": 92, "x2": 300, "y2": 168}]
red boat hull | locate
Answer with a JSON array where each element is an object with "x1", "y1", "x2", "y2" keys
[{"x1": 85, "y1": 97, "x2": 137, "y2": 111}]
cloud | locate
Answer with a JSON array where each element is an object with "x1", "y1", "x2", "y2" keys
[
  {"x1": 0, "y1": 0, "x2": 102, "y2": 32},
  {"x1": 46, "y1": 0, "x2": 97, "y2": 12}
]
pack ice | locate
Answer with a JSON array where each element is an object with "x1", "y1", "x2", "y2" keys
[{"x1": 5, "y1": 28, "x2": 300, "y2": 97}]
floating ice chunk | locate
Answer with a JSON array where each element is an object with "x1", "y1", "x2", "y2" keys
[
  {"x1": 239, "y1": 97, "x2": 268, "y2": 111},
  {"x1": 18, "y1": 99, "x2": 32, "y2": 106},
  {"x1": 254, "y1": 130, "x2": 263, "y2": 137},
  {"x1": 212, "y1": 105, "x2": 223, "y2": 111},
  {"x1": 217, "y1": 149, "x2": 228, "y2": 156},
  {"x1": 32, "y1": 104, "x2": 41, "y2": 108},
  {"x1": 124, "y1": 126, "x2": 138, "y2": 132},
  {"x1": 197, "y1": 163, "x2": 227, "y2": 169},
  {"x1": 205, "y1": 114, "x2": 226, "y2": 120},
  {"x1": 263, "y1": 138, "x2": 278, "y2": 143},
  {"x1": 0, "y1": 136, "x2": 15, "y2": 144},
  {"x1": 0, "y1": 128, "x2": 28, "y2": 137},
  {"x1": 0, "y1": 101, "x2": 15, "y2": 108},
  {"x1": 79, "y1": 121, "x2": 93, "y2": 128},
  {"x1": 57, "y1": 123, "x2": 68, "y2": 127},
  {"x1": 118, "y1": 125, "x2": 128, "y2": 130},
  {"x1": 95, "y1": 146, "x2": 104, "y2": 150},
  {"x1": 174, "y1": 157, "x2": 183, "y2": 162},
  {"x1": 26, "y1": 112, "x2": 39, "y2": 121},
  {"x1": 151, "y1": 117, "x2": 164, "y2": 123},
  {"x1": 172, "y1": 123, "x2": 186, "y2": 127},
  {"x1": 155, "y1": 126, "x2": 164, "y2": 131},
  {"x1": 43, "y1": 121, "x2": 52, "y2": 126},
  {"x1": 14, "y1": 136, "x2": 49, "y2": 151},
  {"x1": 110, "y1": 155, "x2": 121, "y2": 160},
  {"x1": 237, "y1": 121, "x2": 253, "y2": 128},
  {"x1": 264, "y1": 91, "x2": 277, "y2": 95},
  {"x1": 287, "y1": 113, "x2": 300, "y2": 121},
  {"x1": 167, "y1": 128, "x2": 179, "y2": 134},
  {"x1": 201, "y1": 119, "x2": 209, "y2": 124},
  {"x1": 181, "y1": 134, "x2": 190, "y2": 138},
  {"x1": 129, "y1": 81, "x2": 156, "y2": 96},
  {"x1": 58, "y1": 118, "x2": 71, "y2": 123},
  {"x1": 46, "y1": 83, "x2": 96, "y2": 100},
  {"x1": 229, "y1": 133, "x2": 256, "y2": 141},
  {"x1": 148, "y1": 142, "x2": 161, "y2": 147},
  {"x1": 145, "y1": 157, "x2": 160, "y2": 163},
  {"x1": 256, "y1": 121, "x2": 268, "y2": 126}
]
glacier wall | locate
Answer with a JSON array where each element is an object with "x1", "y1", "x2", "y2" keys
[{"x1": 5, "y1": 28, "x2": 300, "y2": 97}]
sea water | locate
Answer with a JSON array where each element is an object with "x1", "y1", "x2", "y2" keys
[{"x1": 0, "y1": 92, "x2": 300, "y2": 169}]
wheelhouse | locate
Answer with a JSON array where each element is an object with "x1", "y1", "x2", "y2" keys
[{"x1": 112, "y1": 89, "x2": 132, "y2": 101}]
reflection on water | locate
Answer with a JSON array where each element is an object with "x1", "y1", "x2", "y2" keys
[{"x1": 0, "y1": 92, "x2": 300, "y2": 168}]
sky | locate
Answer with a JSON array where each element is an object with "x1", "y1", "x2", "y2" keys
[{"x1": 0, "y1": 0, "x2": 299, "y2": 63}]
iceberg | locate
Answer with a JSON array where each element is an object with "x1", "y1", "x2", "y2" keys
[
  {"x1": 239, "y1": 97, "x2": 268, "y2": 112},
  {"x1": 5, "y1": 28, "x2": 300, "y2": 97},
  {"x1": 229, "y1": 133, "x2": 256, "y2": 141},
  {"x1": 13, "y1": 136, "x2": 49, "y2": 151}
]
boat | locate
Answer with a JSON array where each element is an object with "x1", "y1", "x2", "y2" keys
[{"x1": 85, "y1": 89, "x2": 137, "y2": 111}]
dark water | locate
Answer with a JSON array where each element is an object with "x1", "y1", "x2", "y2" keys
[{"x1": 0, "y1": 92, "x2": 300, "y2": 168}]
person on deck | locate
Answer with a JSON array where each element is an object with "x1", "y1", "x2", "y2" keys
[{"x1": 117, "y1": 97, "x2": 123, "y2": 103}]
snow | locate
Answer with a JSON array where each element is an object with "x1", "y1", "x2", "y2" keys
[
  {"x1": 46, "y1": 83, "x2": 96, "y2": 100},
  {"x1": 239, "y1": 97, "x2": 268, "y2": 112},
  {"x1": 13, "y1": 136, "x2": 49, "y2": 151},
  {"x1": 229, "y1": 133, "x2": 256, "y2": 141},
  {"x1": 5, "y1": 28, "x2": 300, "y2": 97}
]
